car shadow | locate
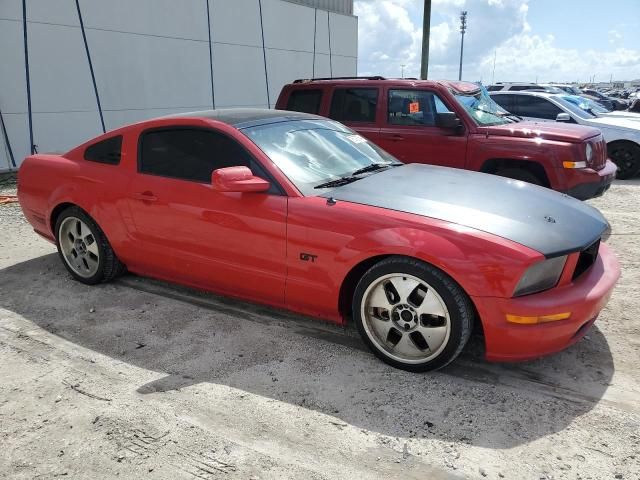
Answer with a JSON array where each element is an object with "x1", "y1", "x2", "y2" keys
[{"x1": 0, "y1": 254, "x2": 616, "y2": 450}]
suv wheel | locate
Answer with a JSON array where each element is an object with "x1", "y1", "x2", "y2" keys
[
  {"x1": 495, "y1": 168, "x2": 542, "y2": 185},
  {"x1": 608, "y1": 142, "x2": 640, "y2": 180}
]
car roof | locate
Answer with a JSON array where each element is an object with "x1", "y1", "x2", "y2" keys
[
  {"x1": 166, "y1": 108, "x2": 324, "y2": 128},
  {"x1": 490, "y1": 90, "x2": 556, "y2": 98},
  {"x1": 289, "y1": 77, "x2": 480, "y2": 93}
]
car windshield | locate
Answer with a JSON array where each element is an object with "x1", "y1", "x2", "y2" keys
[
  {"x1": 557, "y1": 95, "x2": 599, "y2": 119},
  {"x1": 563, "y1": 95, "x2": 609, "y2": 115},
  {"x1": 451, "y1": 86, "x2": 513, "y2": 126},
  {"x1": 242, "y1": 119, "x2": 400, "y2": 196}
]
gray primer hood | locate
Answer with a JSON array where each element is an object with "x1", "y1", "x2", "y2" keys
[{"x1": 322, "y1": 164, "x2": 607, "y2": 256}]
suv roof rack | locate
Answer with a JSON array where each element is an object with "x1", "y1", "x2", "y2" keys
[{"x1": 292, "y1": 76, "x2": 386, "y2": 83}]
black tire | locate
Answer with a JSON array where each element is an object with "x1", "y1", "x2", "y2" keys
[
  {"x1": 352, "y1": 256, "x2": 473, "y2": 372},
  {"x1": 495, "y1": 168, "x2": 542, "y2": 185},
  {"x1": 54, "y1": 206, "x2": 125, "y2": 285},
  {"x1": 608, "y1": 141, "x2": 640, "y2": 180}
]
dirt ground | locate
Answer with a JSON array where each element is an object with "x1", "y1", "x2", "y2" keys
[{"x1": 1, "y1": 174, "x2": 639, "y2": 480}]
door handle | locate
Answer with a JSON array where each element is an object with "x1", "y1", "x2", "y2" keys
[{"x1": 132, "y1": 191, "x2": 157, "y2": 202}]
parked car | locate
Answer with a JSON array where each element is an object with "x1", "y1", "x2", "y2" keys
[
  {"x1": 277, "y1": 78, "x2": 616, "y2": 200},
  {"x1": 490, "y1": 90, "x2": 640, "y2": 179},
  {"x1": 17, "y1": 109, "x2": 620, "y2": 371},
  {"x1": 563, "y1": 95, "x2": 640, "y2": 122},
  {"x1": 487, "y1": 82, "x2": 563, "y2": 93},
  {"x1": 581, "y1": 89, "x2": 627, "y2": 111},
  {"x1": 541, "y1": 84, "x2": 582, "y2": 95}
]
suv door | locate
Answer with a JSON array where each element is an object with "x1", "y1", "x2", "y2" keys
[
  {"x1": 127, "y1": 126, "x2": 287, "y2": 305},
  {"x1": 377, "y1": 88, "x2": 468, "y2": 168}
]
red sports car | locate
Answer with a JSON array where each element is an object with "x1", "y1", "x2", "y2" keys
[{"x1": 17, "y1": 109, "x2": 620, "y2": 371}]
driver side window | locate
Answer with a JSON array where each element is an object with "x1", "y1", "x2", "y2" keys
[{"x1": 387, "y1": 89, "x2": 453, "y2": 126}]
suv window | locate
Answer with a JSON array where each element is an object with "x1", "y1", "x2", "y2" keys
[
  {"x1": 486, "y1": 85, "x2": 503, "y2": 91},
  {"x1": 84, "y1": 135, "x2": 122, "y2": 165},
  {"x1": 286, "y1": 89, "x2": 322, "y2": 114},
  {"x1": 329, "y1": 88, "x2": 378, "y2": 122},
  {"x1": 514, "y1": 95, "x2": 563, "y2": 120},
  {"x1": 490, "y1": 94, "x2": 514, "y2": 112},
  {"x1": 139, "y1": 128, "x2": 252, "y2": 182},
  {"x1": 387, "y1": 89, "x2": 453, "y2": 126}
]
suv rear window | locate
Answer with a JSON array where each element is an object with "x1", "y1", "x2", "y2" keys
[
  {"x1": 329, "y1": 88, "x2": 378, "y2": 122},
  {"x1": 84, "y1": 135, "x2": 122, "y2": 165},
  {"x1": 286, "y1": 89, "x2": 322, "y2": 114}
]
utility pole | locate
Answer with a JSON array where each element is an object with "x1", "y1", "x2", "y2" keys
[
  {"x1": 458, "y1": 11, "x2": 467, "y2": 81},
  {"x1": 401, "y1": 64, "x2": 406, "y2": 78},
  {"x1": 491, "y1": 49, "x2": 496, "y2": 84},
  {"x1": 420, "y1": 0, "x2": 432, "y2": 79}
]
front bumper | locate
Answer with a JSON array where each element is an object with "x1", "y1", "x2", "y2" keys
[
  {"x1": 564, "y1": 159, "x2": 617, "y2": 200},
  {"x1": 472, "y1": 243, "x2": 620, "y2": 362}
]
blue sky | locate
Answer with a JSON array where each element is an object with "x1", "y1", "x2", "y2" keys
[{"x1": 354, "y1": 0, "x2": 640, "y2": 83}]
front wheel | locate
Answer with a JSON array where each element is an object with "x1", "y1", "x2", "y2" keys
[
  {"x1": 495, "y1": 168, "x2": 542, "y2": 185},
  {"x1": 608, "y1": 141, "x2": 640, "y2": 180},
  {"x1": 353, "y1": 257, "x2": 473, "y2": 372}
]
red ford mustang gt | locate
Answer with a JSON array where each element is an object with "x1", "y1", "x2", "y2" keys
[{"x1": 17, "y1": 109, "x2": 620, "y2": 371}]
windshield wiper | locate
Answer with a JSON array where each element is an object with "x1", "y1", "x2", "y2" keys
[
  {"x1": 350, "y1": 163, "x2": 399, "y2": 176},
  {"x1": 314, "y1": 176, "x2": 361, "y2": 189}
]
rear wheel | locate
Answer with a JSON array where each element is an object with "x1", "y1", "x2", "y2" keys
[
  {"x1": 353, "y1": 257, "x2": 473, "y2": 372},
  {"x1": 608, "y1": 141, "x2": 640, "y2": 180},
  {"x1": 495, "y1": 168, "x2": 542, "y2": 185},
  {"x1": 54, "y1": 206, "x2": 125, "y2": 285}
]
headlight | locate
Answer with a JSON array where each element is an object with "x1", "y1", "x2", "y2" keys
[
  {"x1": 585, "y1": 143, "x2": 593, "y2": 162},
  {"x1": 513, "y1": 256, "x2": 567, "y2": 297}
]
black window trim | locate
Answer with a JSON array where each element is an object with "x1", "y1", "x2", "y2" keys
[
  {"x1": 136, "y1": 125, "x2": 286, "y2": 196},
  {"x1": 84, "y1": 134, "x2": 123, "y2": 165},
  {"x1": 329, "y1": 86, "x2": 380, "y2": 124}
]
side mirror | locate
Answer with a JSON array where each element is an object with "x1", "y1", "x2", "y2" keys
[
  {"x1": 556, "y1": 113, "x2": 572, "y2": 123},
  {"x1": 212, "y1": 166, "x2": 270, "y2": 193},
  {"x1": 435, "y1": 112, "x2": 462, "y2": 129}
]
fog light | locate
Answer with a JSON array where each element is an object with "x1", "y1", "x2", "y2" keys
[
  {"x1": 506, "y1": 312, "x2": 571, "y2": 324},
  {"x1": 563, "y1": 161, "x2": 587, "y2": 169}
]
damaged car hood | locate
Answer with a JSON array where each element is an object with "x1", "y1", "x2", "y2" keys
[{"x1": 321, "y1": 164, "x2": 608, "y2": 257}]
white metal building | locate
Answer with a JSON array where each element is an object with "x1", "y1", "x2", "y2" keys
[{"x1": 0, "y1": 0, "x2": 357, "y2": 170}]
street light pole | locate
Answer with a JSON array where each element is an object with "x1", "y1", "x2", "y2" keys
[
  {"x1": 401, "y1": 64, "x2": 406, "y2": 78},
  {"x1": 458, "y1": 11, "x2": 467, "y2": 81},
  {"x1": 420, "y1": 0, "x2": 432, "y2": 80}
]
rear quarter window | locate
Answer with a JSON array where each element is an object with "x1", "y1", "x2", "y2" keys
[
  {"x1": 84, "y1": 135, "x2": 123, "y2": 165},
  {"x1": 329, "y1": 88, "x2": 378, "y2": 122},
  {"x1": 286, "y1": 89, "x2": 323, "y2": 114}
]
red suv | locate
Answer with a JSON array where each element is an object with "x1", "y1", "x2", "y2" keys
[{"x1": 276, "y1": 77, "x2": 616, "y2": 200}]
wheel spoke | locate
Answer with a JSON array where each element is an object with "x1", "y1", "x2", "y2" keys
[
  {"x1": 86, "y1": 237, "x2": 99, "y2": 256},
  {"x1": 370, "y1": 316, "x2": 393, "y2": 342},
  {"x1": 368, "y1": 284, "x2": 394, "y2": 310},
  {"x1": 86, "y1": 252, "x2": 99, "y2": 265},
  {"x1": 415, "y1": 288, "x2": 446, "y2": 318},
  {"x1": 387, "y1": 276, "x2": 420, "y2": 304},
  {"x1": 393, "y1": 332, "x2": 419, "y2": 357},
  {"x1": 417, "y1": 325, "x2": 447, "y2": 351}
]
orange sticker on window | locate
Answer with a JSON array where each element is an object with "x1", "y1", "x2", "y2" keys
[{"x1": 409, "y1": 102, "x2": 419, "y2": 114}]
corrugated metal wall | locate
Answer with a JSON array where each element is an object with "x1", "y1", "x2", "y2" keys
[
  {"x1": 0, "y1": 0, "x2": 357, "y2": 169},
  {"x1": 284, "y1": 0, "x2": 353, "y2": 15}
]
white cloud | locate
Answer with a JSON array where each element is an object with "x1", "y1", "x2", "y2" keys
[{"x1": 354, "y1": 0, "x2": 640, "y2": 83}]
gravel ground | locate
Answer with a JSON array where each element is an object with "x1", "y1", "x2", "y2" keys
[{"x1": 0, "y1": 173, "x2": 639, "y2": 480}]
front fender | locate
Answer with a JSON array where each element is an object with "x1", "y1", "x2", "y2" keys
[{"x1": 338, "y1": 224, "x2": 540, "y2": 299}]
